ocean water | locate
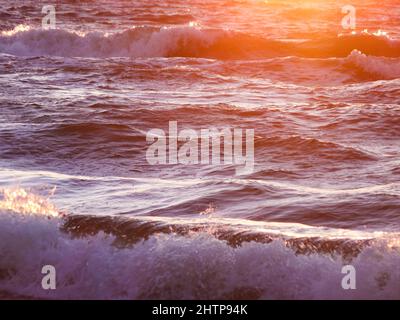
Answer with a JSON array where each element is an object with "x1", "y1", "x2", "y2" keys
[{"x1": 0, "y1": 0, "x2": 400, "y2": 299}]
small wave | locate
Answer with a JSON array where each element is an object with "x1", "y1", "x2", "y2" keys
[
  {"x1": 300, "y1": 31, "x2": 400, "y2": 58},
  {"x1": 345, "y1": 49, "x2": 400, "y2": 80},
  {"x1": 255, "y1": 135, "x2": 375, "y2": 161}
]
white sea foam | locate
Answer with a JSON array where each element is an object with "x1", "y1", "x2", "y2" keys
[{"x1": 346, "y1": 49, "x2": 400, "y2": 79}]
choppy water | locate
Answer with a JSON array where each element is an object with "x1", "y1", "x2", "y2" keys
[{"x1": 0, "y1": 0, "x2": 399, "y2": 299}]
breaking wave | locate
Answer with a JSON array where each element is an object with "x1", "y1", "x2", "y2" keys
[
  {"x1": 0, "y1": 188, "x2": 399, "y2": 300},
  {"x1": 345, "y1": 49, "x2": 400, "y2": 80},
  {"x1": 1, "y1": 25, "x2": 400, "y2": 59}
]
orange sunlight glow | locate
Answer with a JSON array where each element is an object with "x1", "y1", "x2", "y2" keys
[{"x1": 0, "y1": 187, "x2": 59, "y2": 217}]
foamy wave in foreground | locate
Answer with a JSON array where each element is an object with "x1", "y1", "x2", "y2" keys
[
  {"x1": 0, "y1": 188, "x2": 399, "y2": 299},
  {"x1": 1, "y1": 25, "x2": 400, "y2": 59}
]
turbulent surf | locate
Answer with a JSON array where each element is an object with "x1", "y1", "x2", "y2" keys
[{"x1": 1, "y1": 0, "x2": 400, "y2": 299}]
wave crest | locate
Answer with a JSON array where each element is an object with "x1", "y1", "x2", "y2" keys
[
  {"x1": 0, "y1": 187, "x2": 59, "y2": 217},
  {"x1": 345, "y1": 49, "x2": 400, "y2": 80},
  {"x1": 0, "y1": 209, "x2": 399, "y2": 299},
  {"x1": 2, "y1": 25, "x2": 400, "y2": 59}
]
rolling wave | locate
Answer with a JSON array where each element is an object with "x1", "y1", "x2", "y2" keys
[
  {"x1": 345, "y1": 49, "x2": 400, "y2": 80},
  {"x1": 0, "y1": 206, "x2": 399, "y2": 299},
  {"x1": 1, "y1": 25, "x2": 400, "y2": 59}
]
